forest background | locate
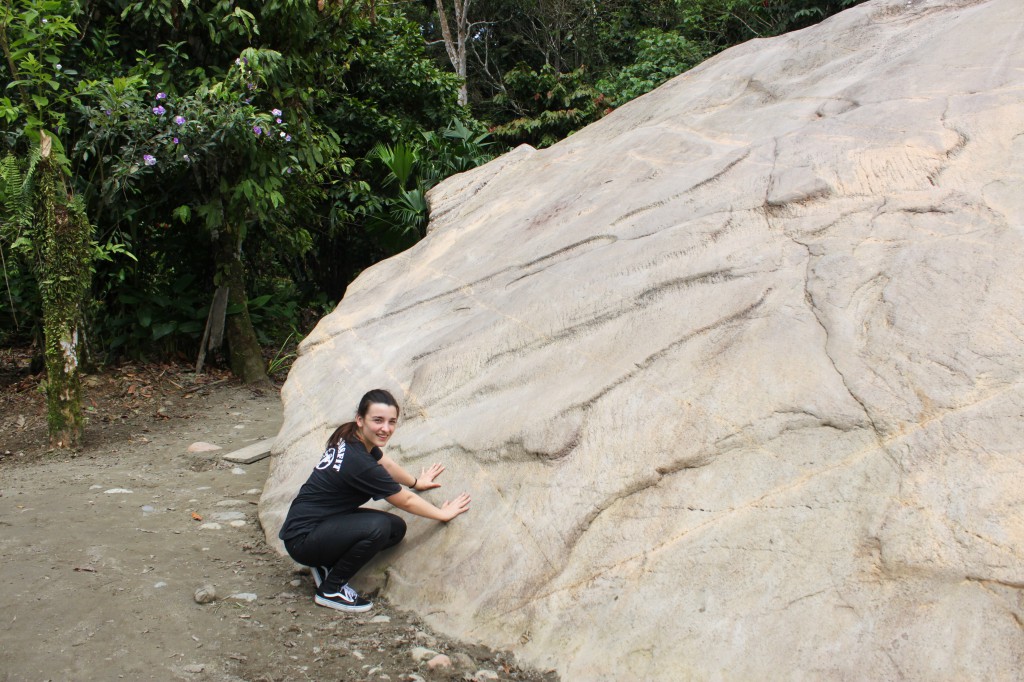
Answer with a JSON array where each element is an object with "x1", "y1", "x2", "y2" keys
[{"x1": 0, "y1": 0, "x2": 862, "y2": 445}]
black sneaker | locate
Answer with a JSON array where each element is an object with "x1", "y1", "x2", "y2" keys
[
  {"x1": 315, "y1": 583, "x2": 373, "y2": 613},
  {"x1": 309, "y1": 565, "x2": 330, "y2": 588}
]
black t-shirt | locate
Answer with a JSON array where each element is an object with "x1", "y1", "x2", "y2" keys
[{"x1": 279, "y1": 437, "x2": 402, "y2": 541}]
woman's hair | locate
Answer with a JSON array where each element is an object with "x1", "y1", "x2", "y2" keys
[{"x1": 326, "y1": 388, "x2": 401, "y2": 448}]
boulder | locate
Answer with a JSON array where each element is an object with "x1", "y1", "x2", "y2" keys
[{"x1": 261, "y1": 0, "x2": 1024, "y2": 678}]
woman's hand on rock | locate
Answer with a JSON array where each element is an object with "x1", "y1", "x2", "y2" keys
[
  {"x1": 416, "y1": 462, "x2": 446, "y2": 491},
  {"x1": 440, "y1": 493, "x2": 471, "y2": 521}
]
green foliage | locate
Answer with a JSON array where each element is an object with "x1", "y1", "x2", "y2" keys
[
  {"x1": 364, "y1": 119, "x2": 495, "y2": 252},
  {"x1": 0, "y1": 152, "x2": 38, "y2": 341},
  {"x1": 0, "y1": 0, "x2": 84, "y2": 154},
  {"x1": 93, "y1": 271, "x2": 207, "y2": 357},
  {"x1": 596, "y1": 29, "x2": 708, "y2": 106},
  {"x1": 674, "y1": 0, "x2": 868, "y2": 49},
  {"x1": 489, "y1": 64, "x2": 607, "y2": 148}
]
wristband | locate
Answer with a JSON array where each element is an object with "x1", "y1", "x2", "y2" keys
[{"x1": 409, "y1": 477, "x2": 417, "y2": 490}]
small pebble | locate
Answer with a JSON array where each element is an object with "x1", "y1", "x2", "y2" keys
[
  {"x1": 231, "y1": 467, "x2": 246, "y2": 475},
  {"x1": 289, "y1": 579, "x2": 301, "y2": 587},
  {"x1": 427, "y1": 654, "x2": 452, "y2": 670},
  {"x1": 411, "y1": 647, "x2": 438, "y2": 663},
  {"x1": 154, "y1": 581, "x2": 168, "y2": 589},
  {"x1": 229, "y1": 520, "x2": 246, "y2": 528},
  {"x1": 244, "y1": 488, "x2": 261, "y2": 495},
  {"x1": 187, "y1": 442, "x2": 221, "y2": 453},
  {"x1": 194, "y1": 585, "x2": 216, "y2": 604},
  {"x1": 104, "y1": 488, "x2": 133, "y2": 494},
  {"x1": 198, "y1": 522, "x2": 222, "y2": 530},
  {"x1": 473, "y1": 671, "x2": 500, "y2": 681},
  {"x1": 227, "y1": 592, "x2": 257, "y2": 602},
  {"x1": 182, "y1": 663, "x2": 205, "y2": 673},
  {"x1": 211, "y1": 511, "x2": 245, "y2": 521},
  {"x1": 370, "y1": 615, "x2": 391, "y2": 623},
  {"x1": 89, "y1": 485, "x2": 102, "y2": 490},
  {"x1": 141, "y1": 505, "x2": 155, "y2": 513},
  {"x1": 215, "y1": 499, "x2": 246, "y2": 507},
  {"x1": 452, "y1": 652, "x2": 475, "y2": 670}
]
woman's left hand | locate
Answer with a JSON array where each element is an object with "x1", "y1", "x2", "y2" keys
[{"x1": 415, "y1": 462, "x2": 446, "y2": 491}]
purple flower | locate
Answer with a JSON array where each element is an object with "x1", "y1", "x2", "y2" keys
[
  {"x1": 247, "y1": 82, "x2": 255, "y2": 90},
  {"x1": 156, "y1": 92, "x2": 167, "y2": 100},
  {"x1": 285, "y1": 134, "x2": 291, "y2": 142},
  {"x1": 253, "y1": 126, "x2": 262, "y2": 136},
  {"x1": 172, "y1": 137, "x2": 179, "y2": 144},
  {"x1": 183, "y1": 154, "x2": 190, "y2": 162},
  {"x1": 152, "y1": 105, "x2": 166, "y2": 116},
  {"x1": 143, "y1": 154, "x2": 156, "y2": 166},
  {"x1": 104, "y1": 109, "x2": 112, "y2": 116},
  {"x1": 174, "y1": 115, "x2": 186, "y2": 125},
  {"x1": 271, "y1": 108, "x2": 282, "y2": 116},
  {"x1": 276, "y1": 117, "x2": 282, "y2": 124}
]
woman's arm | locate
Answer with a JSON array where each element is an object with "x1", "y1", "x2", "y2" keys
[
  {"x1": 385, "y1": 489, "x2": 471, "y2": 522},
  {"x1": 378, "y1": 455, "x2": 445, "y2": 492}
]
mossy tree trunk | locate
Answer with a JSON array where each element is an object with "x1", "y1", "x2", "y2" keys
[
  {"x1": 34, "y1": 134, "x2": 92, "y2": 448},
  {"x1": 214, "y1": 222, "x2": 270, "y2": 386}
]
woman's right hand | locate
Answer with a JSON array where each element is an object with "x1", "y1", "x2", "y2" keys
[{"x1": 440, "y1": 493, "x2": 471, "y2": 521}]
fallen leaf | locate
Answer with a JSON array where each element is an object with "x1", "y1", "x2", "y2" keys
[{"x1": 191, "y1": 512, "x2": 203, "y2": 521}]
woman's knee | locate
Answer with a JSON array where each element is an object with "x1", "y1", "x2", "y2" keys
[{"x1": 388, "y1": 514, "x2": 407, "y2": 545}]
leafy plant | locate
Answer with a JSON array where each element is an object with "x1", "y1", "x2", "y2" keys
[
  {"x1": 490, "y1": 64, "x2": 607, "y2": 148},
  {"x1": 596, "y1": 29, "x2": 708, "y2": 106}
]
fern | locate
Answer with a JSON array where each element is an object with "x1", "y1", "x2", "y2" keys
[
  {"x1": 0, "y1": 154, "x2": 34, "y2": 233},
  {"x1": 0, "y1": 153, "x2": 37, "y2": 332}
]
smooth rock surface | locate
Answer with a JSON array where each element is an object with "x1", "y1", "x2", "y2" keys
[{"x1": 262, "y1": 0, "x2": 1024, "y2": 678}]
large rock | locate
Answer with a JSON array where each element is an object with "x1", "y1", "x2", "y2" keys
[{"x1": 261, "y1": 0, "x2": 1024, "y2": 678}]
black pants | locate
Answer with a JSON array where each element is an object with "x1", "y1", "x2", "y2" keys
[{"x1": 284, "y1": 508, "x2": 406, "y2": 593}]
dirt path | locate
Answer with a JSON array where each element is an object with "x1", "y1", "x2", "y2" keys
[{"x1": 0, "y1": 361, "x2": 555, "y2": 682}]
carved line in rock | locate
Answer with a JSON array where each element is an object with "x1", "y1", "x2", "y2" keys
[
  {"x1": 495, "y1": 375, "x2": 1024, "y2": 618},
  {"x1": 505, "y1": 235, "x2": 618, "y2": 287},
  {"x1": 485, "y1": 268, "x2": 750, "y2": 369},
  {"x1": 368, "y1": 234, "x2": 621, "y2": 333},
  {"x1": 926, "y1": 98, "x2": 971, "y2": 186},
  {"x1": 792, "y1": 237, "x2": 885, "y2": 439},
  {"x1": 610, "y1": 149, "x2": 752, "y2": 228}
]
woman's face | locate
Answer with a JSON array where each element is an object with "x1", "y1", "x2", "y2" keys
[{"x1": 355, "y1": 402, "x2": 399, "y2": 449}]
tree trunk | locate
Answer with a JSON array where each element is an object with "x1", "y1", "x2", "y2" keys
[
  {"x1": 435, "y1": 0, "x2": 471, "y2": 106},
  {"x1": 214, "y1": 224, "x2": 271, "y2": 386},
  {"x1": 35, "y1": 134, "x2": 92, "y2": 448}
]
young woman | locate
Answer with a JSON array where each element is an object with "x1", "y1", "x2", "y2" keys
[{"x1": 278, "y1": 388, "x2": 471, "y2": 612}]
